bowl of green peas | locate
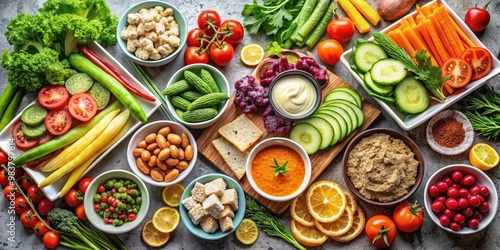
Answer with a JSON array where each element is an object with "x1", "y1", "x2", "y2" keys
[{"x1": 83, "y1": 169, "x2": 150, "y2": 234}]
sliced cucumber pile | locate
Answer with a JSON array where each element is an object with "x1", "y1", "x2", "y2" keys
[
  {"x1": 394, "y1": 77, "x2": 429, "y2": 115},
  {"x1": 354, "y1": 42, "x2": 388, "y2": 73}
]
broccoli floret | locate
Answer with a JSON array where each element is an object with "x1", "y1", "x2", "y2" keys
[{"x1": 46, "y1": 59, "x2": 75, "y2": 85}]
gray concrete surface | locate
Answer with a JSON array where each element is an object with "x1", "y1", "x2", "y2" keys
[{"x1": 0, "y1": 0, "x2": 499, "y2": 249}]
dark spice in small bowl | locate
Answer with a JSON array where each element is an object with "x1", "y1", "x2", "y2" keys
[{"x1": 432, "y1": 117, "x2": 465, "y2": 148}]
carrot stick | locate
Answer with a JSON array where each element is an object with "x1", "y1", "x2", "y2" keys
[
  {"x1": 400, "y1": 18, "x2": 411, "y2": 30},
  {"x1": 416, "y1": 23, "x2": 443, "y2": 66},
  {"x1": 439, "y1": 7, "x2": 476, "y2": 47},
  {"x1": 423, "y1": 19, "x2": 449, "y2": 64},
  {"x1": 387, "y1": 30, "x2": 400, "y2": 44},
  {"x1": 394, "y1": 29, "x2": 417, "y2": 60},
  {"x1": 433, "y1": 11, "x2": 463, "y2": 56},
  {"x1": 419, "y1": 4, "x2": 433, "y2": 17},
  {"x1": 429, "y1": 13, "x2": 456, "y2": 58},
  {"x1": 406, "y1": 16, "x2": 417, "y2": 27},
  {"x1": 403, "y1": 27, "x2": 438, "y2": 66},
  {"x1": 443, "y1": 82, "x2": 455, "y2": 95},
  {"x1": 436, "y1": 6, "x2": 465, "y2": 52}
]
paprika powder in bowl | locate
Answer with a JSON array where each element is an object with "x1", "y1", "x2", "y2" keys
[{"x1": 426, "y1": 110, "x2": 474, "y2": 155}]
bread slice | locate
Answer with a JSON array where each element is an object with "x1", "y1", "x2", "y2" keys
[
  {"x1": 218, "y1": 114, "x2": 263, "y2": 152},
  {"x1": 212, "y1": 137, "x2": 248, "y2": 179}
]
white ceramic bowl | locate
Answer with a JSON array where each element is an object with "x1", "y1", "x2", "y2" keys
[
  {"x1": 84, "y1": 169, "x2": 150, "y2": 234},
  {"x1": 165, "y1": 64, "x2": 230, "y2": 129},
  {"x1": 246, "y1": 137, "x2": 312, "y2": 202},
  {"x1": 426, "y1": 109, "x2": 474, "y2": 155},
  {"x1": 424, "y1": 164, "x2": 498, "y2": 234},
  {"x1": 127, "y1": 120, "x2": 197, "y2": 187},
  {"x1": 116, "y1": 0, "x2": 187, "y2": 67}
]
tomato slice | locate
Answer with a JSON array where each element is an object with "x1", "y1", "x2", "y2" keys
[
  {"x1": 38, "y1": 86, "x2": 70, "y2": 110},
  {"x1": 460, "y1": 47, "x2": 492, "y2": 81},
  {"x1": 12, "y1": 121, "x2": 38, "y2": 151},
  {"x1": 45, "y1": 110, "x2": 72, "y2": 136},
  {"x1": 440, "y1": 58, "x2": 473, "y2": 88},
  {"x1": 68, "y1": 93, "x2": 98, "y2": 122},
  {"x1": 36, "y1": 132, "x2": 53, "y2": 146}
]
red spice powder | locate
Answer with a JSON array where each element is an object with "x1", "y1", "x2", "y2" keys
[{"x1": 432, "y1": 118, "x2": 465, "y2": 148}]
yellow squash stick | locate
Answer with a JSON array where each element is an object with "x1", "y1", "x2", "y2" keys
[
  {"x1": 59, "y1": 120, "x2": 130, "y2": 197},
  {"x1": 41, "y1": 109, "x2": 121, "y2": 172},
  {"x1": 349, "y1": 0, "x2": 380, "y2": 26},
  {"x1": 39, "y1": 109, "x2": 130, "y2": 188},
  {"x1": 338, "y1": 0, "x2": 370, "y2": 33}
]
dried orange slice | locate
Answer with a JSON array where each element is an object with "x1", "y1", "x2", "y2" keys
[
  {"x1": 142, "y1": 220, "x2": 171, "y2": 247},
  {"x1": 330, "y1": 206, "x2": 366, "y2": 242},
  {"x1": 290, "y1": 218, "x2": 328, "y2": 247},
  {"x1": 235, "y1": 218, "x2": 259, "y2": 245},
  {"x1": 314, "y1": 207, "x2": 353, "y2": 237},
  {"x1": 290, "y1": 192, "x2": 315, "y2": 227},
  {"x1": 152, "y1": 206, "x2": 180, "y2": 233},
  {"x1": 162, "y1": 183, "x2": 185, "y2": 207},
  {"x1": 343, "y1": 189, "x2": 358, "y2": 214},
  {"x1": 306, "y1": 180, "x2": 346, "y2": 223},
  {"x1": 469, "y1": 143, "x2": 499, "y2": 170}
]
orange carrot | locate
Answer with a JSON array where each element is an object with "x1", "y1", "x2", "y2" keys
[
  {"x1": 429, "y1": 13, "x2": 456, "y2": 58},
  {"x1": 416, "y1": 23, "x2": 443, "y2": 66},
  {"x1": 387, "y1": 30, "x2": 400, "y2": 44},
  {"x1": 394, "y1": 29, "x2": 417, "y2": 60},
  {"x1": 400, "y1": 17, "x2": 411, "y2": 30},
  {"x1": 403, "y1": 27, "x2": 438, "y2": 66},
  {"x1": 423, "y1": 19, "x2": 449, "y2": 64},
  {"x1": 433, "y1": 12, "x2": 462, "y2": 56},
  {"x1": 439, "y1": 6, "x2": 476, "y2": 47},
  {"x1": 406, "y1": 16, "x2": 417, "y2": 27},
  {"x1": 435, "y1": 6, "x2": 465, "y2": 52},
  {"x1": 443, "y1": 82, "x2": 455, "y2": 96}
]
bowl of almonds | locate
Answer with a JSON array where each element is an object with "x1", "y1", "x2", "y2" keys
[{"x1": 127, "y1": 120, "x2": 197, "y2": 187}]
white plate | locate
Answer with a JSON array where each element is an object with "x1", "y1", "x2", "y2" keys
[
  {"x1": 340, "y1": 0, "x2": 500, "y2": 131},
  {"x1": 0, "y1": 41, "x2": 161, "y2": 201}
]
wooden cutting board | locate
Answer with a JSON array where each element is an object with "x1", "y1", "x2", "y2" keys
[{"x1": 197, "y1": 58, "x2": 381, "y2": 214}]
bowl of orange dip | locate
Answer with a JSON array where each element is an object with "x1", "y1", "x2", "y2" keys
[{"x1": 246, "y1": 137, "x2": 311, "y2": 202}]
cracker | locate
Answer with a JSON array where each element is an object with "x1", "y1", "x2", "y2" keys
[
  {"x1": 212, "y1": 137, "x2": 248, "y2": 179},
  {"x1": 218, "y1": 114, "x2": 263, "y2": 152}
]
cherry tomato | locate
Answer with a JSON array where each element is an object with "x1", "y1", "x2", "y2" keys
[
  {"x1": 461, "y1": 47, "x2": 492, "y2": 81},
  {"x1": 0, "y1": 149, "x2": 7, "y2": 167},
  {"x1": 446, "y1": 198, "x2": 458, "y2": 210},
  {"x1": 38, "y1": 198, "x2": 55, "y2": 216},
  {"x1": 12, "y1": 121, "x2": 38, "y2": 151},
  {"x1": 128, "y1": 213, "x2": 137, "y2": 221},
  {"x1": 45, "y1": 109, "x2": 72, "y2": 136},
  {"x1": 184, "y1": 46, "x2": 209, "y2": 65},
  {"x1": 209, "y1": 41, "x2": 234, "y2": 66},
  {"x1": 68, "y1": 93, "x2": 98, "y2": 122},
  {"x1": 97, "y1": 185, "x2": 106, "y2": 193},
  {"x1": 20, "y1": 172, "x2": 35, "y2": 190},
  {"x1": 38, "y1": 85, "x2": 69, "y2": 110},
  {"x1": 64, "y1": 189, "x2": 83, "y2": 207},
  {"x1": 365, "y1": 214, "x2": 397, "y2": 248},
  {"x1": 431, "y1": 200, "x2": 444, "y2": 213},
  {"x1": 392, "y1": 201, "x2": 424, "y2": 233},
  {"x1": 441, "y1": 58, "x2": 472, "y2": 88},
  {"x1": 439, "y1": 215, "x2": 451, "y2": 227},
  {"x1": 43, "y1": 231, "x2": 60, "y2": 249},
  {"x1": 480, "y1": 186, "x2": 490, "y2": 197},
  {"x1": 197, "y1": 10, "x2": 221, "y2": 36},
  {"x1": 453, "y1": 213, "x2": 465, "y2": 224},
  {"x1": 78, "y1": 177, "x2": 93, "y2": 194},
  {"x1": 468, "y1": 218, "x2": 480, "y2": 229},
  {"x1": 451, "y1": 171, "x2": 463, "y2": 183},
  {"x1": 447, "y1": 187, "x2": 459, "y2": 198},
  {"x1": 36, "y1": 132, "x2": 53, "y2": 146},
  {"x1": 20, "y1": 209, "x2": 39, "y2": 228},
  {"x1": 317, "y1": 39, "x2": 343, "y2": 65},
  {"x1": 326, "y1": 17, "x2": 355, "y2": 43},
  {"x1": 34, "y1": 220, "x2": 50, "y2": 236},
  {"x1": 4, "y1": 183, "x2": 20, "y2": 199},
  {"x1": 27, "y1": 184, "x2": 45, "y2": 203},
  {"x1": 14, "y1": 196, "x2": 29, "y2": 215},
  {"x1": 187, "y1": 28, "x2": 208, "y2": 48},
  {"x1": 75, "y1": 203, "x2": 87, "y2": 221},
  {"x1": 218, "y1": 19, "x2": 244, "y2": 45},
  {"x1": 464, "y1": 1, "x2": 491, "y2": 32},
  {"x1": 462, "y1": 174, "x2": 476, "y2": 186},
  {"x1": 0, "y1": 169, "x2": 9, "y2": 187}
]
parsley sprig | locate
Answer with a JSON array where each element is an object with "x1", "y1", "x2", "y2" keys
[{"x1": 242, "y1": 0, "x2": 304, "y2": 36}]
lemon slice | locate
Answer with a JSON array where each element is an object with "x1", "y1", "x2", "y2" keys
[
  {"x1": 240, "y1": 44, "x2": 265, "y2": 66},
  {"x1": 290, "y1": 219, "x2": 328, "y2": 247},
  {"x1": 469, "y1": 143, "x2": 499, "y2": 170},
  {"x1": 330, "y1": 206, "x2": 366, "y2": 242},
  {"x1": 306, "y1": 180, "x2": 346, "y2": 223},
  {"x1": 142, "y1": 220, "x2": 171, "y2": 247},
  {"x1": 152, "y1": 206, "x2": 180, "y2": 233},
  {"x1": 290, "y1": 192, "x2": 315, "y2": 227},
  {"x1": 162, "y1": 183, "x2": 185, "y2": 207},
  {"x1": 343, "y1": 189, "x2": 358, "y2": 214},
  {"x1": 314, "y1": 207, "x2": 353, "y2": 237},
  {"x1": 235, "y1": 218, "x2": 259, "y2": 245}
]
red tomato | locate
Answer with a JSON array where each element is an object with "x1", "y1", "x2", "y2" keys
[
  {"x1": 184, "y1": 47, "x2": 209, "y2": 65},
  {"x1": 464, "y1": 2, "x2": 491, "y2": 32},
  {"x1": 45, "y1": 109, "x2": 72, "y2": 136},
  {"x1": 21, "y1": 172, "x2": 35, "y2": 191},
  {"x1": 365, "y1": 214, "x2": 397, "y2": 248},
  {"x1": 187, "y1": 28, "x2": 209, "y2": 47},
  {"x1": 3, "y1": 184, "x2": 20, "y2": 199},
  {"x1": 68, "y1": 93, "x2": 98, "y2": 122},
  {"x1": 392, "y1": 201, "x2": 424, "y2": 233},
  {"x1": 38, "y1": 198, "x2": 55, "y2": 216},
  {"x1": 0, "y1": 149, "x2": 7, "y2": 167},
  {"x1": 317, "y1": 39, "x2": 343, "y2": 65},
  {"x1": 78, "y1": 177, "x2": 93, "y2": 194},
  {"x1": 0, "y1": 169, "x2": 8, "y2": 187},
  {"x1": 64, "y1": 189, "x2": 83, "y2": 207},
  {"x1": 27, "y1": 184, "x2": 45, "y2": 203},
  {"x1": 20, "y1": 209, "x2": 39, "y2": 228},
  {"x1": 441, "y1": 58, "x2": 473, "y2": 88},
  {"x1": 12, "y1": 121, "x2": 38, "y2": 151},
  {"x1": 38, "y1": 86, "x2": 69, "y2": 110},
  {"x1": 36, "y1": 132, "x2": 53, "y2": 146},
  {"x1": 461, "y1": 47, "x2": 492, "y2": 81},
  {"x1": 197, "y1": 10, "x2": 221, "y2": 36},
  {"x1": 75, "y1": 204, "x2": 87, "y2": 221},
  {"x1": 33, "y1": 220, "x2": 50, "y2": 236},
  {"x1": 14, "y1": 196, "x2": 29, "y2": 215},
  {"x1": 209, "y1": 41, "x2": 234, "y2": 66},
  {"x1": 327, "y1": 18, "x2": 355, "y2": 43},
  {"x1": 218, "y1": 19, "x2": 244, "y2": 45},
  {"x1": 43, "y1": 231, "x2": 60, "y2": 249}
]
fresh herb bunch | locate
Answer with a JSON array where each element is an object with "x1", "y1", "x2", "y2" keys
[
  {"x1": 461, "y1": 86, "x2": 500, "y2": 141},
  {"x1": 245, "y1": 195, "x2": 306, "y2": 250},
  {"x1": 372, "y1": 32, "x2": 447, "y2": 102},
  {"x1": 242, "y1": 0, "x2": 305, "y2": 36},
  {"x1": 270, "y1": 157, "x2": 289, "y2": 177}
]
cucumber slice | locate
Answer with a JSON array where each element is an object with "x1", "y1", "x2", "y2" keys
[
  {"x1": 311, "y1": 113, "x2": 341, "y2": 146},
  {"x1": 65, "y1": 73, "x2": 93, "y2": 95},
  {"x1": 394, "y1": 77, "x2": 429, "y2": 114},
  {"x1": 323, "y1": 100, "x2": 365, "y2": 129},
  {"x1": 21, "y1": 104, "x2": 47, "y2": 126},
  {"x1": 296, "y1": 117, "x2": 334, "y2": 150},
  {"x1": 315, "y1": 110, "x2": 348, "y2": 142},
  {"x1": 87, "y1": 82, "x2": 110, "y2": 110},
  {"x1": 319, "y1": 103, "x2": 357, "y2": 132},
  {"x1": 370, "y1": 58, "x2": 407, "y2": 86},
  {"x1": 289, "y1": 122, "x2": 322, "y2": 155},
  {"x1": 354, "y1": 41, "x2": 388, "y2": 73},
  {"x1": 364, "y1": 71, "x2": 394, "y2": 96},
  {"x1": 21, "y1": 122, "x2": 47, "y2": 139},
  {"x1": 324, "y1": 87, "x2": 362, "y2": 108}
]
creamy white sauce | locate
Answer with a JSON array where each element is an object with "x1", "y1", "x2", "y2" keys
[{"x1": 271, "y1": 75, "x2": 317, "y2": 117}]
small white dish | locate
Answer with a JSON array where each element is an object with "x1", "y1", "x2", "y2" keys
[{"x1": 426, "y1": 109, "x2": 474, "y2": 155}]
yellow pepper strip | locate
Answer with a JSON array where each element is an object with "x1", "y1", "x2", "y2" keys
[
  {"x1": 338, "y1": 0, "x2": 370, "y2": 33},
  {"x1": 41, "y1": 109, "x2": 121, "y2": 172},
  {"x1": 349, "y1": 0, "x2": 381, "y2": 26},
  {"x1": 59, "y1": 120, "x2": 130, "y2": 198},
  {"x1": 39, "y1": 109, "x2": 129, "y2": 188}
]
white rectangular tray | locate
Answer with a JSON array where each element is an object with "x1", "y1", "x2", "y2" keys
[
  {"x1": 340, "y1": 0, "x2": 500, "y2": 131},
  {"x1": 0, "y1": 41, "x2": 161, "y2": 200}
]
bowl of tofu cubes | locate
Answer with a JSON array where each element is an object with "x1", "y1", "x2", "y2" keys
[{"x1": 179, "y1": 173, "x2": 245, "y2": 240}]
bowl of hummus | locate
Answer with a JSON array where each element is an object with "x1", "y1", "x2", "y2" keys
[{"x1": 342, "y1": 128, "x2": 424, "y2": 206}]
